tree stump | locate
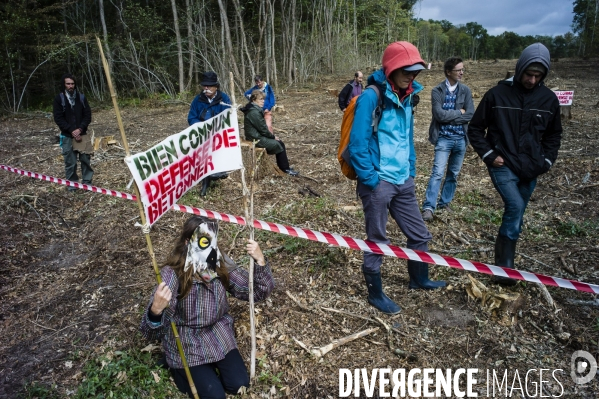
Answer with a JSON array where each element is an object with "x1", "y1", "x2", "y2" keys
[
  {"x1": 240, "y1": 140, "x2": 285, "y2": 179},
  {"x1": 560, "y1": 105, "x2": 572, "y2": 120}
]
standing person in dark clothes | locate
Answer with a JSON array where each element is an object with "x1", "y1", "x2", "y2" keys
[
  {"x1": 241, "y1": 90, "x2": 299, "y2": 176},
  {"x1": 338, "y1": 71, "x2": 364, "y2": 111},
  {"x1": 187, "y1": 71, "x2": 232, "y2": 196},
  {"x1": 468, "y1": 43, "x2": 562, "y2": 285},
  {"x1": 53, "y1": 73, "x2": 93, "y2": 191},
  {"x1": 140, "y1": 216, "x2": 275, "y2": 399}
]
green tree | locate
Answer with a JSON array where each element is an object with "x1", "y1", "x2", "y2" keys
[{"x1": 573, "y1": 0, "x2": 599, "y2": 56}]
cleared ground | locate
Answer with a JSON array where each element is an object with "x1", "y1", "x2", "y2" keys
[{"x1": 0, "y1": 58, "x2": 598, "y2": 398}]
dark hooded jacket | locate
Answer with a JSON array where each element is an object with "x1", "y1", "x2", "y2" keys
[
  {"x1": 240, "y1": 103, "x2": 284, "y2": 154},
  {"x1": 53, "y1": 75, "x2": 91, "y2": 138},
  {"x1": 467, "y1": 43, "x2": 562, "y2": 180}
]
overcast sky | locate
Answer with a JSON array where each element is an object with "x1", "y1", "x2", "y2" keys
[{"x1": 414, "y1": 0, "x2": 575, "y2": 37}]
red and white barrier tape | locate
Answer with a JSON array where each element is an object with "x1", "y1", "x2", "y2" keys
[
  {"x1": 1, "y1": 164, "x2": 135, "y2": 201},
  {"x1": 2, "y1": 163, "x2": 599, "y2": 294}
]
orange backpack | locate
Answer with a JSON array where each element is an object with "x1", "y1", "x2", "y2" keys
[{"x1": 337, "y1": 85, "x2": 383, "y2": 180}]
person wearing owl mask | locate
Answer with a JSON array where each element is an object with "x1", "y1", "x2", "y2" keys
[{"x1": 140, "y1": 216, "x2": 275, "y2": 398}]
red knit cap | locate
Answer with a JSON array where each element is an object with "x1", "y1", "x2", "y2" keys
[{"x1": 382, "y1": 41, "x2": 426, "y2": 79}]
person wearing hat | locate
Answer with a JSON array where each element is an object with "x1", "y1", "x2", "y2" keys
[
  {"x1": 188, "y1": 72, "x2": 232, "y2": 196},
  {"x1": 188, "y1": 71, "x2": 232, "y2": 125},
  {"x1": 348, "y1": 41, "x2": 446, "y2": 315},
  {"x1": 468, "y1": 43, "x2": 562, "y2": 285},
  {"x1": 244, "y1": 75, "x2": 276, "y2": 132}
]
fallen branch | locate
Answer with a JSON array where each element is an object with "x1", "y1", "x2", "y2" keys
[
  {"x1": 517, "y1": 252, "x2": 557, "y2": 271},
  {"x1": 565, "y1": 298, "x2": 599, "y2": 307},
  {"x1": 298, "y1": 174, "x2": 320, "y2": 183},
  {"x1": 559, "y1": 255, "x2": 577, "y2": 275},
  {"x1": 449, "y1": 231, "x2": 470, "y2": 246},
  {"x1": 320, "y1": 307, "x2": 408, "y2": 337},
  {"x1": 286, "y1": 290, "x2": 311, "y2": 312},
  {"x1": 292, "y1": 327, "x2": 379, "y2": 358},
  {"x1": 536, "y1": 283, "x2": 556, "y2": 309}
]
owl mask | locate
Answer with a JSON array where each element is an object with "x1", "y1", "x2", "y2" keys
[{"x1": 184, "y1": 221, "x2": 222, "y2": 273}]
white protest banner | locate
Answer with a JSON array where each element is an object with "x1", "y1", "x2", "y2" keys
[
  {"x1": 125, "y1": 108, "x2": 242, "y2": 226},
  {"x1": 554, "y1": 90, "x2": 574, "y2": 106}
]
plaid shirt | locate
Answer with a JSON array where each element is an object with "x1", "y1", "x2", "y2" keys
[{"x1": 140, "y1": 259, "x2": 274, "y2": 368}]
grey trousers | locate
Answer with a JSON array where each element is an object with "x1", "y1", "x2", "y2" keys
[
  {"x1": 61, "y1": 136, "x2": 93, "y2": 184},
  {"x1": 357, "y1": 177, "x2": 432, "y2": 273}
]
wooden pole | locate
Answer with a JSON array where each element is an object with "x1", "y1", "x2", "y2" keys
[
  {"x1": 241, "y1": 140, "x2": 257, "y2": 378},
  {"x1": 95, "y1": 36, "x2": 200, "y2": 399}
]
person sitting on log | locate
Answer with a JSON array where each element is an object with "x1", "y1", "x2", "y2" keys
[
  {"x1": 140, "y1": 215, "x2": 275, "y2": 399},
  {"x1": 240, "y1": 90, "x2": 299, "y2": 176}
]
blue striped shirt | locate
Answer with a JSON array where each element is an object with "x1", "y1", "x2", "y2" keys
[
  {"x1": 140, "y1": 259, "x2": 274, "y2": 368},
  {"x1": 440, "y1": 85, "x2": 465, "y2": 138}
]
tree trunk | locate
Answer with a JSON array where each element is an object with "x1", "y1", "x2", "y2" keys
[
  {"x1": 288, "y1": 0, "x2": 297, "y2": 85},
  {"x1": 185, "y1": 0, "x2": 195, "y2": 91},
  {"x1": 257, "y1": 0, "x2": 266, "y2": 76},
  {"x1": 98, "y1": 0, "x2": 112, "y2": 75},
  {"x1": 216, "y1": 0, "x2": 241, "y2": 84},
  {"x1": 232, "y1": 0, "x2": 255, "y2": 87},
  {"x1": 268, "y1": 0, "x2": 277, "y2": 91},
  {"x1": 170, "y1": 0, "x2": 185, "y2": 94}
]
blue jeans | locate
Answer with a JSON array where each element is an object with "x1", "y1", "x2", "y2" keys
[
  {"x1": 488, "y1": 165, "x2": 537, "y2": 241},
  {"x1": 423, "y1": 136, "x2": 466, "y2": 212},
  {"x1": 358, "y1": 178, "x2": 432, "y2": 273}
]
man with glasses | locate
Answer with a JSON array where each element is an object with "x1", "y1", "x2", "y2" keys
[
  {"x1": 188, "y1": 71, "x2": 232, "y2": 196},
  {"x1": 422, "y1": 57, "x2": 474, "y2": 221},
  {"x1": 468, "y1": 43, "x2": 562, "y2": 285},
  {"x1": 244, "y1": 75, "x2": 275, "y2": 132},
  {"x1": 338, "y1": 71, "x2": 364, "y2": 111},
  {"x1": 348, "y1": 41, "x2": 446, "y2": 315}
]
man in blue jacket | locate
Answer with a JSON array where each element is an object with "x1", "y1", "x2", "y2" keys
[
  {"x1": 349, "y1": 42, "x2": 446, "y2": 315},
  {"x1": 244, "y1": 75, "x2": 275, "y2": 132},
  {"x1": 468, "y1": 43, "x2": 562, "y2": 285},
  {"x1": 188, "y1": 71, "x2": 232, "y2": 196}
]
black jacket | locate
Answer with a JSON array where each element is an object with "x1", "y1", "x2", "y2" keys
[
  {"x1": 468, "y1": 44, "x2": 562, "y2": 180},
  {"x1": 53, "y1": 91, "x2": 92, "y2": 137},
  {"x1": 338, "y1": 80, "x2": 362, "y2": 110}
]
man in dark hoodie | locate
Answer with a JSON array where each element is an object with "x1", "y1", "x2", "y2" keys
[
  {"x1": 53, "y1": 73, "x2": 93, "y2": 191},
  {"x1": 348, "y1": 42, "x2": 446, "y2": 315},
  {"x1": 187, "y1": 71, "x2": 232, "y2": 196},
  {"x1": 468, "y1": 43, "x2": 562, "y2": 285}
]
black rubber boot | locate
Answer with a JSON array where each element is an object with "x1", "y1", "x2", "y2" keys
[
  {"x1": 363, "y1": 271, "x2": 401, "y2": 314},
  {"x1": 407, "y1": 261, "x2": 446, "y2": 289},
  {"x1": 199, "y1": 177, "x2": 211, "y2": 197},
  {"x1": 491, "y1": 235, "x2": 518, "y2": 286}
]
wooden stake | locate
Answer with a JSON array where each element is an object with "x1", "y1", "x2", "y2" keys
[
  {"x1": 95, "y1": 36, "x2": 200, "y2": 399},
  {"x1": 241, "y1": 140, "x2": 257, "y2": 378}
]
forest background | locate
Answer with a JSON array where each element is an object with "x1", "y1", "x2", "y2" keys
[{"x1": 2, "y1": 0, "x2": 598, "y2": 113}]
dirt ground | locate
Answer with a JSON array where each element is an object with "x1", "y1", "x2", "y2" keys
[{"x1": 1, "y1": 58, "x2": 598, "y2": 398}]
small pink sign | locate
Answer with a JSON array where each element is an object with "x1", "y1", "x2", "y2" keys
[{"x1": 554, "y1": 90, "x2": 574, "y2": 106}]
